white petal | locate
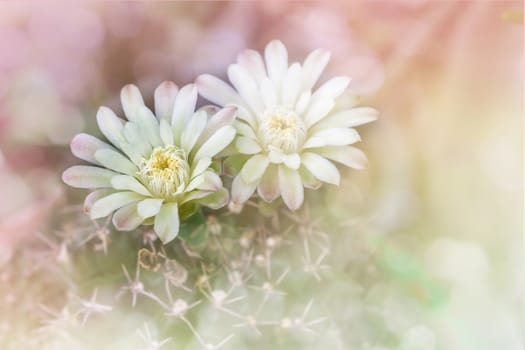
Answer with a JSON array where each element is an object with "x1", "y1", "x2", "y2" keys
[
  {"x1": 96, "y1": 106, "x2": 125, "y2": 147},
  {"x1": 118, "y1": 142, "x2": 143, "y2": 166},
  {"x1": 84, "y1": 189, "x2": 113, "y2": 215},
  {"x1": 137, "y1": 106, "x2": 162, "y2": 148},
  {"x1": 171, "y1": 84, "x2": 198, "y2": 142},
  {"x1": 198, "y1": 106, "x2": 237, "y2": 144},
  {"x1": 303, "y1": 128, "x2": 361, "y2": 149},
  {"x1": 121, "y1": 84, "x2": 145, "y2": 122},
  {"x1": 196, "y1": 74, "x2": 241, "y2": 106},
  {"x1": 299, "y1": 166, "x2": 322, "y2": 190},
  {"x1": 154, "y1": 81, "x2": 179, "y2": 120},
  {"x1": 186, "y1": 171, "x2": 222, "y2": 192},
  {"x1": 62, "y1": 165, "x2": 116, "y2": 188},
  {"x1": 197, "y1": 188, "x2": 229, "y2": 209},
  {"x1": 264, "y1": 40, "x2": 288, "y2": 84},
  {"x1": 315, "y1": 146, "x2": 367, "y2": 169},
  {"x1": 90, "y1": 191, "x2": 144, "y2": 219},
  {"x1": 268, "y1": 149, "x2": 284, "y2": 164},
  {"x1": 312, "y1": 76, "x2": 350, "y2": 101},
  {"x1": 121, "y1": 122, "x2": 151, "y2": 157},
  {"x1": 212, "y1": 142, "x2": 237, "y2": 157},
  {"x1": 137, "y1": 198, "x2": 164, "y2": 219},
  {"x1": 240, "y1": 154, "x2": 269, "y2": 183},
  {"x1": 181, "y1": 110, "x2": 207, "y2": 154},
  {"x1": 193, "y1": 125, "x2": 236, "y2": 161},
  {"x1": 278, "y1": 165, "x2": 303, "y2": 210},
  {"x1": 257, "y1": 164, "x2": 280, "y2": 202},
  {"x1": 231, "y1": 174, "x2": 257, "y2": 204},
  {"x1": 228, "y1": 64, "x2": 264, "y2": 114},
  {"x1": 237, "y1": 49, "x2": 267, "y2": 82},
  {"x1": 302, "y1": 48, "x2": 331, "y2": 90},
  {"x1": 301, "y1": 152, "x2": 340, "y2": 185},
  {"x1": 199, "y1": 171, "x2": 223, "y2": 191},
  {"x1": 236, "y1": 105, "x2": 257, "y2": 128},
  {"x1": 191, "y1": 157, "x2": 212, "y2": 178},
  {"x1": 283, "y1": 153, "x2": 300, "y2": 170},
  {"x1": 311, "y1": 107, "x2": 379, "y2": 132},
  {"x1": 70, "y1": 133, "x2": 114, "y2": 165},
  {"x1": 94, "y1": 149, "x2": 138, "y2": 175},
  {"x1": 260, "y1": 77, "x2": 278, "y2": 109},
  {"x1": 111, "y1": 175, "x2": 151, "y2": 196},
  {"x1": 234, "y1": 120, "x2": 256, "y2": 139},
  {"x1": 295, "y1": 90, "x2": 311, "y2": 116},
  {"x1": 236, "y1": 136, "x2": 262, "y2": 154},
  {"x1": 159, "y1": 118, "x2": 174, "y2": 146},
  {"x1": 113, "y1": 203, "x2": 144, "y2": 231},
  {"x1": 304, "y1": 98, "x2": 335, "y2": 127},
  {"x1": 197, "y1": 105, "x2": 219, "y2": 115},
  {"x1": 281, "y1": 63, "x2": 302, "y2": 107},
  {"x1": 153, "y1": 202, "x2": 180, "y2": 243},
  {"x1": 181, "y1": 190, "x2": 214, "y2": 203}
]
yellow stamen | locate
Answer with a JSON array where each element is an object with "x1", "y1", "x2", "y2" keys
[{"x1": 138, "y1": 145, "x2": 189, "y2": 199}]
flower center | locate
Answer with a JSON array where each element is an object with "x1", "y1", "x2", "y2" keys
[
  {"x1": 258, "y1": 107, "x2": 306, "y2": 153},
  {"x1": 138, "y1": 145, "x2": 189, "y2": 199}
]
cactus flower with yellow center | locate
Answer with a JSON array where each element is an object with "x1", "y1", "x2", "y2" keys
[
  {"x1": 62, "y1": 82, "x2": 237, "y2": 243},
  {"x1": 197, "y1": 40, "x2": 377, "y2": 210}
]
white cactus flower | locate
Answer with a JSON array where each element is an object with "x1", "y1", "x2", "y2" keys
[
  {"x1": 197, "y1": 40, "x2": 377, "y2": 210},
  {"x1": 62, "y1": 82, "x2": 237, "y2": 243}
]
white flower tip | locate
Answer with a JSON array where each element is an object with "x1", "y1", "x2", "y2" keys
[
  {"x1": 267, "y1": 39, "x2": 285, "y2": 49},
  {"x1": 236, "y1": 48, "x2": 255, "y2": 63},
  {"x1": 341, "y1": 76, "x2": 352, "y2": 88},
  {"x1": 224, "y1": 105, "x2": 238, "y2": 113},
  {"x1": 206, "y1": 180, "x2": 222, "y2": 192},
  {"x1": 223, "y1": 105, "x2": 238, "y2": 121},
  {"x1": 177, "y1": 83, "x2": 198, "y2": 105},
  {"x1": 69, "y1": 133, "x2": 85, "y2": 155},
  {"x1": 96, "y1": 106, "x2": 114, "y2": 122},
  {"x1": 366, "y1": 114, "x2": 379, "y2": 123},
  {"x1": 121, "y1": 83, "x2": 141, "y2": 97},
  {"x1": 227, "y1": 64, "x2": 240, "y2": 78},
  {"x1": 61, "y1": 168, "x2": 72, "y2": 186},
  {"x1": 157, "y1": 80, "x2": 178, "y2": 91},
  {"x1": 283, "y1": 154, "x2": 301, "y2": 170},
  {"x1": 309, "y1": 48, "x2": 331, "y2": 64},
  {"x1": 368, "y1": 109, "x2": 380, "y2": 121},
  {"x1": 218, "y1": 193, "x2": 230, "y2": 208},
  {"x1": 195, "y1": 74, "x2": 213, "y2": 86},
  {"x1": 184, "y1": 83, "x2": 197, "y2": 93},
  {"x1": 353, "y1": 154, "x2": 368, "y2": 170},
  {"x1": 89, "y1": 201, "x2": 105, "y2": 219},
  {"x1": 97, "y1": 106, "x2": 109, "y2": 115},
  {"x1": 228, "y1": 201, "x2": 244, "y2": 214},
  {"x1": 120, "y1": 85, "x2": 144, "y2": 113},
  {"x1": 90, "y1": 210, "x2": 104, "y2": 220},
  {"x1": 112, "y1": 218, "x2": 126, "y2": 231},
  {"x1": 70, "y1": 132, "x2": 84, "y2": 143},
  {"x1": 286, "y1": 198, "x2": 303, "y2": 211}
]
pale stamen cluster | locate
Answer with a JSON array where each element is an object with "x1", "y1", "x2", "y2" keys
[
  {"x1": 258, "y1": 106, "x2": 307, "y2": 154},
  {"x1": 138, "y1": 145, "x2": 189, "y2": 200}
]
